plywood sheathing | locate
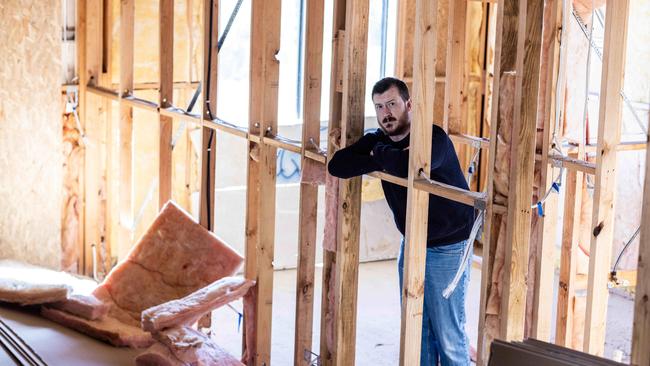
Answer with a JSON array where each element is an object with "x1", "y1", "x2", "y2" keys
[{"x1": 0, "y1": 0, "x2": 63, "y2": 270}]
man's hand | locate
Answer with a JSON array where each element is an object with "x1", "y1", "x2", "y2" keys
[{"x1": 329, "y1": 128, "x2": 341, "y2": 150}]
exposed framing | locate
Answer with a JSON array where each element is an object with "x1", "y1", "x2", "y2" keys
[
  {"x1": 399, "y1": 0, "x2": 438, "y2": 363},
  {"x1": 584, "y1": 0, "x2": 630, "y2": 355},
  {"x1": 293, "y1": 0, "x2": 325, "y2": 365},
  {"x1": 75, "y1": 0, "x2": 644, "y2": 364}
]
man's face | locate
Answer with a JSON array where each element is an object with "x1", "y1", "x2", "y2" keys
[{"x1": 373, "y1": 86, "x2": 411, "y2": 138}]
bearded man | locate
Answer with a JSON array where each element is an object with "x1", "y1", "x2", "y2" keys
[{"x1": 328, "y1": 77, "x2": 474, "y2": 366}]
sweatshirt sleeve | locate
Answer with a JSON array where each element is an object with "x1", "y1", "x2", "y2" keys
[
  {"x1": 370, "y1": 143, "x2": 409, "y2": 178},
  {"x1": 327, "y1": 133, "x2": 382, "y2": 178},
  {"x1": 371, "y1": 129, "x2": 449, "y2": 178}
]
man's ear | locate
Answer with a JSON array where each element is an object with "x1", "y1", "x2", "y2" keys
[{"x1": 406, "y1": 99, "x2": 412, "y2": 112}]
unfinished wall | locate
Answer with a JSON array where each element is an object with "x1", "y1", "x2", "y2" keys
[{"x1": 0, "y1": 0, "x2": 63, "y2": 269}]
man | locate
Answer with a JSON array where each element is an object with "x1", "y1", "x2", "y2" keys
[{"x1": 328, "y1": 77, "x2": 473, "y2": 365}]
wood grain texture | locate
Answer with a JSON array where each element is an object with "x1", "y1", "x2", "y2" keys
[
  {"x1": 500, "y1": 0, "x2": 543, "y2": 342},
  {"x1": 399, "y1": 0, "x2": 438, "y2": 364},
  {"x1": 584, "y1": 0, "x2": 630, "y2": 355},
  {"x1": 158, "y1": 0, "x2": 174, "y2": 209},
  {"x1": 294, "y1": 0, "x2": 325, "y2": 364},
  {"x1": 243, "y1": 0, "x2": 281, "y2": 364}
]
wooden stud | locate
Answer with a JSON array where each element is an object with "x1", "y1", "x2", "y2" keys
[
  {"x1": 500, "y1": 0, "x2": 544, "y2": 341},
  {"x1": 584, "y1": 0, "x2": 630, "y2": 355},
  {"x1": 443, "y1": 0, "x2": 467, "y2": 134},
  {"x1": 84, "y1": 0, "x2": 108, "y2": 276},
  {"x1": 395, "y1": 0, "x2": 415, "y2": 89},
  {"x1": 400, "y1": 0, "x2": 438, "y2": 364},
  {"x1": 101, "y1": 0, "x2": 115, "y2": 274},
  {"x1": 556, "y1": 156, "x2": 583, "y2": 347},
  {"x1": 531, "y1": 0, "x2": 564, "y2": 341},
  {"x1": 331, "y1": 1, "x2": 369, "y2": 365},
  {"x1": 319, "y1": 1, "x2": 346, "y2": 364},
  {"x1": 199, "y1": 0, "x2": 218, "y2": 230},
  {"x1": 477, "y1": 0, "x2": 519, "y2": 362},
  {"x1": 478, "y1": 3, "x2": 498, "y2": 193},
  {"x1": 159, "y1": 0, "x2": 174, "y2": 209},
  {"x1": 118, "y1": 0, "x2": 135, "y2": 265},
  {"x1": 294, "y1": 0, "x2": 324, "y2": 364},
  {"x1": 631, "y1": 113, "x2": 650, "y2": 366},
  {"x1": 243, "y1": 0, "x2": 281, "y2": 364},
  {"x1": 76, "y1": 0, "x2": 87, "y2": 274}
]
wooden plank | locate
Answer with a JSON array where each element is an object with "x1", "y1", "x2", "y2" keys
[
  {"x1": 84, "y1": 0, "x2": 109, "y2": 276},
  {"x1": 76, "y1": 0, "x2": 87, "y2": 274},
  {"x1": 632, "y1": 125, "x2": 650, "y2": 365},
  {"x1": 118, "y1": 0, "x2": 135, "y2": 265},
  {"x1": 399, "y1": 0, "x2": 437, "y2": 364},
  {"x1": 199, "y1": 0, "x2": 218, "y2": 230},
  {"x1": 443, "y1": 0, "x2": 467, "y2": 134},
  {"x1": 86, "y1": 85, "x2": 120, "y2": 100},
  {"x1": 332, "y1": 1, "x2": 369, "y2": 365},
  {"x1": 293, "y1": 0, "x2": 324, "y2": 364},
  {"x1": 243, "y1": 0, "x2": 281, "y2": 364},
  {"x1": 584, "y1": 0, "x2": 630, "y2": 355},
  {"x1": 319, "y1": 1, "x2": 345, "y2": 364},
  {"x1": 449, "y1": 133, "x2": 490, "y2": 149},
  {"x1": 556, "y1": 161, "x2": 583, "y2": 347},
  {"x1": 478, "y1": 2, "x2": 498, "y2": 193},
  {"x1": 500, "y1": 0, "x2": 544, "y2": 341},
  {"x1": 394, "y1": 0, "x2": 415, "y2": 87},
  {"x1": 159, "y1": 0, "x2": 174, "y2": 209},
  {"x1": 546, "y1": 154, "x2": 596, "y2": 175},
  {"x1": 477, "y1": 0, "x2": 519, "y2": 362},
  {"x1": 203, "y1": 119, "x2": 248, "y2": 139},
  {"x1": 120, "y1": 95, "x2": 159, "y2": 112},
  {"x1": 261, "y1": 136, "x2": 301, "y2": 154},
  {"x1": 413, "y1": 178, "x2": 486, "y2": 208},
  {"x1": 111, "y1": 80, "x2": 201, "y2": 91},
  {"x1": 531, "y1": 0, "x2": 563, "y2": 341}
]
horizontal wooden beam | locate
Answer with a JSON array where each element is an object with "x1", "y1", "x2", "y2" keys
[
  {"x1": 85, "y1": 78, "x2": 503, "y2": 216},
  {"x1": 87, "y1": 85, "x2": 119, "y2": 100},
  {"x1": 585, "y1": 140, "x2": 647, "y2": 152},
  {"x1": 414, "y1": 178, "x2": 487, "y2": 209},
  {"x1": 159, "y1": 107, "x2": 202, "y2": 125},
  {"x1": 110, "y1": 80, "x2": 200, "y2": 91},
  {"x1": 261, "y1": 135, "x2": 302, "y2": 154},
  {"x1": 203, "y1": 118, "x2": 249, "y2": 139},
  {"x1": 121, "y1": 95, "x2": 159, "y2": 113},
  {"x1": 449, "y1": 133, "x2": 491, "y2": 149},
  {"x1": 545, "y1": 154, "x2": 596, "y2": 175},
  {"x1": 304, "y1": 149, "x2": 327, "y2": 164}
]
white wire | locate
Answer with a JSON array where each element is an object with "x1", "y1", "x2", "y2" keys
[
  {"x1": 465, "y1": 146, "x2": 481, "y2": 185},
  {"x1": 442, "y1": 210, "x2": 484, "y2": 299}
]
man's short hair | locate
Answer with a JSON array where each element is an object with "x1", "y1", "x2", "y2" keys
[{"x1": 371, "y1": 77, "x2": 410, "y2": 102}]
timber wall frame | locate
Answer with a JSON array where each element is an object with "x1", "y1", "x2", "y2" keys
[{"x1": 75, "y1": 0, "x2": 648, "y2": 365}]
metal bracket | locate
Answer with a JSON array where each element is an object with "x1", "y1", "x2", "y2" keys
[{"x1": 303, "y1": 349, "x2": 321, "y2": 366}]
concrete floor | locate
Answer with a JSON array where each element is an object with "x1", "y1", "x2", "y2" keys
[
  {"x1": 211, "y1": 259, "x2": 634, "y2": 365},
  {"x1": 0, "y1": 259, "x2": 633, "y2": 365},
  {"x1": 211, "y1": 259, "x2": 483, "y2": 365}
]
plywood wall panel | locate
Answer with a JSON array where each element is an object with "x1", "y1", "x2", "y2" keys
[{"x1": 0, "y1": 0, "x2": 63, "y2": 269}]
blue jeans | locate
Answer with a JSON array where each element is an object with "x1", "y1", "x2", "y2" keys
[{"x1": 397, "y1": 239, "x2": 471, "y2": 366}]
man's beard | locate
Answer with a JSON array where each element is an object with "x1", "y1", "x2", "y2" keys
[{"x1": 380, "y1": 116, "x2": 410, "y2": 137}]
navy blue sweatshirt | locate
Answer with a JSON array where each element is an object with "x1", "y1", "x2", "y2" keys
[{"x1": 328, "y1": 125, "x2": 474, "y2": 247}]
